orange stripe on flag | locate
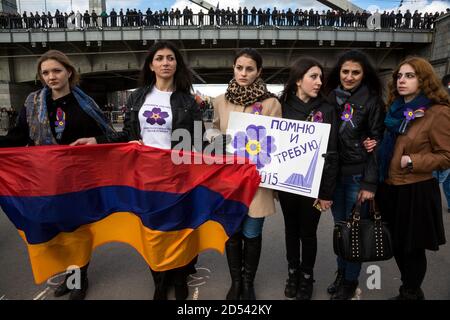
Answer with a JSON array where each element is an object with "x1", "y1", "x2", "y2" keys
[{"x1": 18, "y1": 212, "x2": 229, "y2": 284}]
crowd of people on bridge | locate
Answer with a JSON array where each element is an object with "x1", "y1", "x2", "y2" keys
[
  {"x1": 1, "y1": 6, "x2": 449, "y2": 30},
  {"x1": 0, "y1": 41, "x2": 449, "y2": 302}
]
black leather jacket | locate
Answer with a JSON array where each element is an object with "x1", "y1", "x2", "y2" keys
[
  {"x1": 328, "y1": 85, "x2": 385, "y2": 193},
  {"x1": 100, "y1": 86, "x2": 206, "y2": 150},
  {"x1": 282, "y1": 93, "x2": 339, "y2": 200}
]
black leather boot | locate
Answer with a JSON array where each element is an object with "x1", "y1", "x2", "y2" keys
[
  {"x1": 241, "y1": 235, "x2": 262, "y2": 300},
  {"x1": 69, "y1": 264, "x2": 89, "y2": 300},
  {"x1": 390, "y1": 286, "x2": 425, "y2": 300},
  {"x1": 284, "y1": 267, "x2": 299, "y2": 299},
  {"x1": 296, "y1": 271, "x2": 314, "y2": 300},
  {"x1": 54, "y1": 273, "x2": 71, "y2": 297},
  {"x1": 54, "y1": 264, "x2": 89, "y2": 299},
  {"x1": 327, "y1": 269, "x2": 344, "y2": 294},
  {"x1": 225, "y1": 232, "x2": 243, "y2": 300},
  {"x1": 173, "y1": 268, "x2": 189, "y2": 300},
  {"x1": 330, "y1": 279, "x2": 358, "y2": 300},
  {"x1": 150, "y1": 268, "x2": 168, "y2": 300}
]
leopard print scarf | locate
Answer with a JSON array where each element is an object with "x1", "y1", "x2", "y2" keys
[{"x1": 225, "y1": 77, "x2": 276, "y2": 107}]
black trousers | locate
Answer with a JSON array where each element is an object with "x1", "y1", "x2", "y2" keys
[
  {"x1": 279, "y1": 192, "x2": 321, "y2": 275},
  {"x1": 394, "y1": 248, "x2": 427, "y2": 290},
  {"x1": 151, "y1": 256, "x2": 198, "y2": 285}
]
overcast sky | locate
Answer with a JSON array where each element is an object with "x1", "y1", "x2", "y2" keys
[{"x1": 16, "y1": 0, "x2": 450, "y2": 14}]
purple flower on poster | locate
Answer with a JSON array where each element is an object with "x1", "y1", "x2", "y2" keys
[{"x1": 233, "y1": 124, "x2": 276, "y2": 169}]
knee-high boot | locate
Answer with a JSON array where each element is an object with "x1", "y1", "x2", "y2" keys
[
  {"x1": 54, "y1": 262, "x2": 89, "y2": 300},
  {"x1": 150, "y1": 268, "x2": 168, "y2": 300},
  {"x1": 173, "y1": 267, "x2": 189, "y2": 300},
  {"x1": 241, "y1": 235, "x2": 262, "y2": 300},
  {"x1": 225, "y1": 232, "x2": 243, "y2": 300}
]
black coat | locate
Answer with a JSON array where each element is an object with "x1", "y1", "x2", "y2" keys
[
  {"x1": 327, "y1": 85, "x2": 385, "y2": 193},
  {"x1": 282, "y1": 93, "x2": 339, "y2": 200},
  {"x1": 101, "y1": 86, "x2": 205, "y2": 150}
]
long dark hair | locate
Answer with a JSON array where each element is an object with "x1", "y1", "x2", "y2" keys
[
  {"x1": 139, "y1": 41, "x2": 193, "y2": 93},
  {"x1": 280, "y1": 57, "x2": 324, "y2": 102},
  {"x1": 234, "y1": 48, "x2": 263, "y2": 71},
  {"x1": 323, "y1": 50, "x2": 382, "y2": 97}
]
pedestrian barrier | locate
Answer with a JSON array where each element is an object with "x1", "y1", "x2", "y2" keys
[
  {"x1": 0, "y1": 111, "x2": 9, "y2": 132},
  {"x1": 103, "y1": 111, "x2": 124, "y2": 124}
]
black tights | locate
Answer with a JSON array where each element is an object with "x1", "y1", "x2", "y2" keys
[
  {"x1": 394, "y1": 248, "x2": 427, "y2": 290},
  {"x1": 279, "y1": 192, "x2": 321, "y2": 275}
]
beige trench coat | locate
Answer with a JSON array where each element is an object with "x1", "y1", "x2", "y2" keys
[{"x1": 212, "y1": 93, "x2": 282, "y2": 218}]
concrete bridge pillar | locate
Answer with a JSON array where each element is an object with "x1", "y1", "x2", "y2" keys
[{"x1": 0, "y1": 57, "x2": 38, "y2": 111}]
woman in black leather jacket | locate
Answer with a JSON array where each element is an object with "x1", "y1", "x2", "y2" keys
[
  {"x1": 279, "y1": 57, "x2": 339, "y2": 300},
  {"x1": 323, "y1": 50, "x2": 385, "y2": 300},
  {"x1": 105, "y1": 41, "x2": 204, "y2": 300}
]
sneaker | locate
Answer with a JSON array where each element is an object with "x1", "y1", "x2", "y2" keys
[{"x1": 330, "y1": 279, "x2": 358, "y2": 300}]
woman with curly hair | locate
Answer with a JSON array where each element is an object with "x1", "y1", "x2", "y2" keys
[
  {"x1": 323, "y1": 50, "x2": 385, "y2": 300},
  {"x1": 376, "y1": 56, "x2": 450, "y2": 300}
]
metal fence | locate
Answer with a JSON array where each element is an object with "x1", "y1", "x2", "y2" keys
[
  {"x1": 103, "y1": 111, "x2": 124, "y2": 124},
  {"x1": 0, "y1": 110, "x2": 11, "y2": 132},
  {"x1": 0, "y1": 12, "x2": 443, "y2": 31}
]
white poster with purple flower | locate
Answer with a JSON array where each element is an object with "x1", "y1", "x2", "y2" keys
[{"x1": 227, "y1": 112, "x2": 330, "y2": 198}]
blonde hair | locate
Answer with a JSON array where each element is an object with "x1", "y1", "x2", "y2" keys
[{"x1": 36, "y1": 50, "x2": 79, "y2": 88}]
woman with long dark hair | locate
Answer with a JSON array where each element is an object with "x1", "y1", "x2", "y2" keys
[
  {"x1": 101, "y1": 41, "x2": 205, "y2": 300},
  {"x1": 0, "y1": 50, "x2": 114, "y2": 300},
  {"x1": 323, "y1": 50, "x2": 385, "y2": 300},
  {"x1": 212, "y1": 48, "x2": 282, "y2": 300},
  {"x1": 278, "y1": 57, "x2": 339, "y2": 300},
  {"x1": 377, "y1": 57, "x2": 449, "y2": 300}
]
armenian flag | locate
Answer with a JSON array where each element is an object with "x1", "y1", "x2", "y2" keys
[{"x1": 0, "y1": 143, "x2": 260, "y2": 284}]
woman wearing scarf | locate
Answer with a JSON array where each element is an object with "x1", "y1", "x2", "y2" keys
[
  {"x1": 376, "y1": 57, "x2": 450, "y2": 300},
  {"x1": 212, "y1": 48, "x2": 281, "y2": 300},
  {"x1": 0, "y1": 50, "x2": 114, "y2": 300},
  {"x1": 323, "y1": 50, "x2": 385, "y2": 300},
  {"x1": 278, "y1": 58, "x2": 339, "y2": 300}
]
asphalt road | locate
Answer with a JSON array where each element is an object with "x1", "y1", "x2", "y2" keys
[{"x1": 1, "y1": 187, "x2": 449, "y2": 301}]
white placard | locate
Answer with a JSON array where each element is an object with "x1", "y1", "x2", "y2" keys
[{"x1": 226, "y1": 112, "x2": 330, "y2": 198}]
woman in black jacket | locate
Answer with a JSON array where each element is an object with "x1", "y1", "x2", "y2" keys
[
  {"x1": 101, "y1": 41, "x2": 204, "y2": 300},
  {"x1": 279, "y1": 57, "x2": 339, "y2": 300},
  {"x1": 323, "y1": 50, "x2": 385, "y2": 300}
]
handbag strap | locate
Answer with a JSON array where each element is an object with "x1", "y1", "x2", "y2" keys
[
  {"x1": 351, "y1": 199, "x2": 382, "y2": 222},
  {"x1": 351, "y1": 202, "x2": 362, "y2": 224},
  {"x1": 368, "y1": 199, "x2": 382, "y2": 220}
]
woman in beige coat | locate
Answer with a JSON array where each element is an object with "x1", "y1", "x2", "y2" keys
[{"x1": 212, "y1": 48, "x2": 281, "y2": 300}]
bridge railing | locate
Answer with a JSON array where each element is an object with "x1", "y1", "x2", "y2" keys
[{"x1": 0, "y1": 13, "x2": 440, "y2": 31}]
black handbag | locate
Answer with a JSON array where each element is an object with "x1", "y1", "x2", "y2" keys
[{"x1": 333, "y1": 200, "x2": 393, "y2": 262}]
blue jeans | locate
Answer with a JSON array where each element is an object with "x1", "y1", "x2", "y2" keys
[
  {"x1": 332, "y1": 174, "x2": 369, "y2": 281},
  {"x1": 433, "y1": 170, "x2": 450, "y2": 208},
  {"x1": 241, "y1": 216, "x2": 265, "y2": 239}
]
